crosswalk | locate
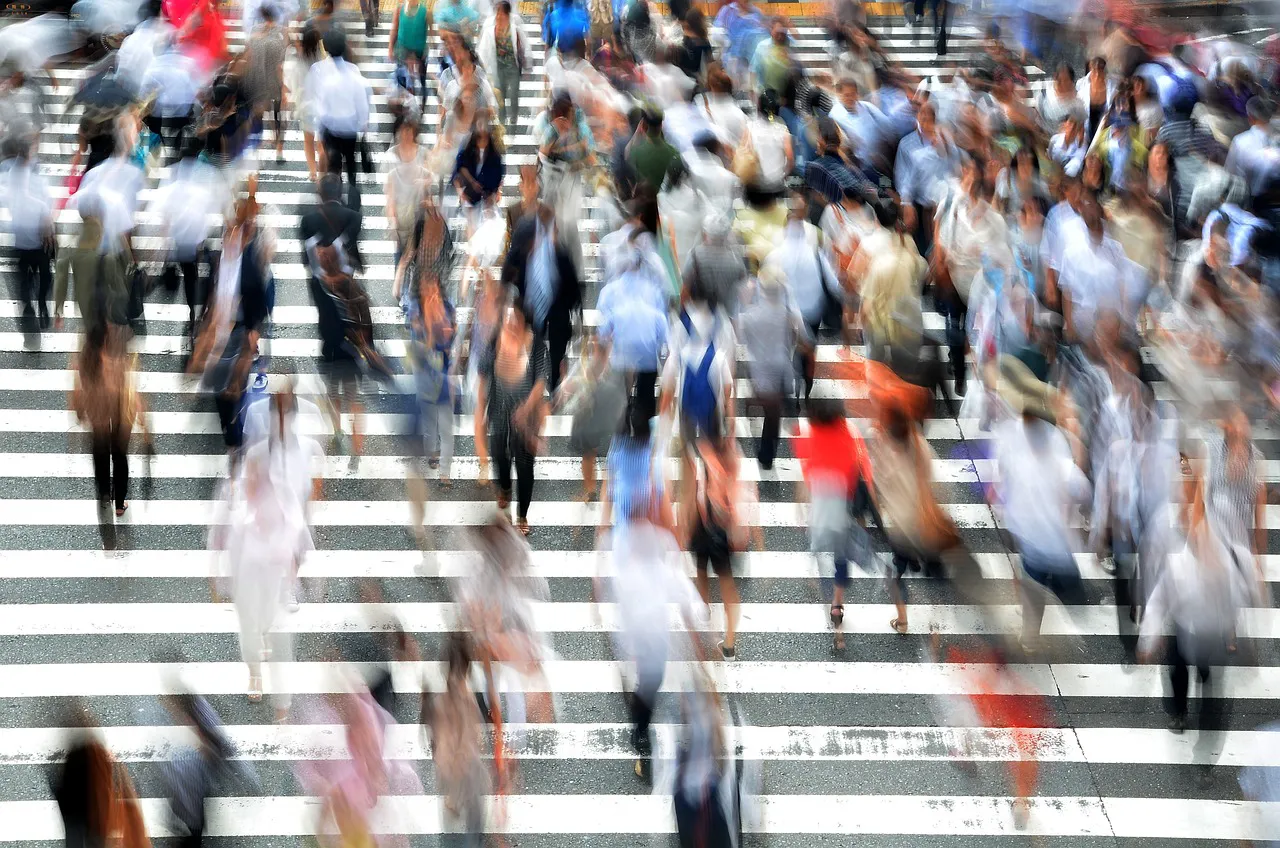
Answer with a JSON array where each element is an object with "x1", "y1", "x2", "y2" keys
[{"x1": 1, "y1": 7, "x2": 1277, "y2": 846}]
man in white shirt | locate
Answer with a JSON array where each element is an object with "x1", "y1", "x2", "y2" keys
[
  {"x1": 763, "y1": 202, "x2": 838, "y2": 336},
  {"x1": 140, "y1": 47, "x2": 205, "y2": 161},
  {"x1": 827, "y1": 76, "x2": 891, "y2": 174},
  {"x1": 113, "y1": 11, "x2": 172, "y2": 98},
  {"x1": 1057, "y1": 200, "x2": 1134, "y2": 345},
  {"x1": 1040, "y1": 173, "x2": 1087, "y2": 308},
  {"x1": 0, "y1": 142, "x2": 52, "y2": 329},
  {"x1": 305, "y1": 30, "x2": 371, "y2": 186},
  {"x1": 1225, "y1": 97, "x2": 1279, "y2": 195},
  {"x1": 991, "y1": 356, "x2": 1091, "y2": 651},
  {"x1": 684, "y1": 135, "x2": 741, "y2": 211},
  {"x1": 608, "y1": 504, "x2": 708, "y2": 775}
]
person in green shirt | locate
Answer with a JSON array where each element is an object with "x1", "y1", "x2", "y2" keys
[
  {"x1": 750, "y1": 17, "x2": 794, "y2": 100},
  {"x1": 625, "y1": 108, "x2": 681, "y2": 192},
  {"x1": 54, "y1": 212, "x2": 128, "y2": 332},
  {"x1": 388, "y1": 0, "x2": 429, "y2": 104}
]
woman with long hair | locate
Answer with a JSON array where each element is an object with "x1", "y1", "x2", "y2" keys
[
  {"x1": 70, "y1": 323, "x2": 147, "y2": 536},
  {"x1": 52, "y1": 705, "x2": 150, "y2": 848},
  {"x1": 290, "y1": 23, "x2": 324, "y2": 182},
  {"x1": 386, "y1": 114, "x2": 429, "y2": 271},
  {"x1": 422, "y1": 633, "x2": 488, "y2": 845},
  {"x1": 453, "y1": 121, "x2": 505, "y2": 235},
  {"x1": 475, "y1": 303, "x2": 549, "y2": 535}
]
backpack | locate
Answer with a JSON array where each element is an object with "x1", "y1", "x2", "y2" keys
[{"x1": 678, "y1": 308, "x2": 721, "y2": 437}]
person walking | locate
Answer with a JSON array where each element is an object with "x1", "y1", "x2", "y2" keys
[
  {"x1": 385, "y1": 114, "x2": 429, "y2": 270},
  {"x1": 477, "y1": 1, "x2": 528, "y2": 134},
  {"x1": 606, "y1": 486, "x2": 708, "y2": 779},
  {"x1": 387, "y1": 0, "x2": 429, "y2": 107},
  {"x1": 422, "y1": 634, "x2": 488, "y2": 846},
  {"x1": 797, "y1": 398, "x2": 874, "y2": 651},
  {"x1": 1, "y1": 136, "x2": 54, "y2": 332},
  {"x1": 1139, "y1": 473, "x2": 1251, "y2": 779},
  {"x1": 504, "y1": 200, "x2": 583, "y2": 394},
  {"x1": 407, "y1": 273, "x2": 457, "y2": 487},
  {"x1": 307, "y1": 29, "x2": 371, "y2": 186},
  {"x1": 289, "y1": 23, "x2": 324, "y2": 182},
  {"x1": 52, "y1": 707, "x2": 150, "y2": 848},
  {"x1": 70, "y1": 324, "x2": 147, "y2": 547},
  {"x1": 475, "y1": 306, "x2": 549, "y2": 535},
  {"x1": 452, "y1": 121, "x2": 505, "y2": 233},
  {"x1": 242, "y1": 4, "x2": 289, "y2": 161},
  {"x1": 990, "y1": 356, "x2": 1094, "y2": 653},
  {"x1": 212, "y1": 420, "x2": 314, "y2": 723},
  {"x1": 739, "y1": 265, "x2": 808, "y2": 470}
]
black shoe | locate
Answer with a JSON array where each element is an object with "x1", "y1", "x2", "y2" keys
[
  {"x1": 719, "y1": 641, "x2": 736, "y2": 660},
  {"x1": 38, "y1": 308, "x2": 51, "y2": 330},
  {"x1": 1168, "y1": 715, "x2": 1186, "y2": 734}
]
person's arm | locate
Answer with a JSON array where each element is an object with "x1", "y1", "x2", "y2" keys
[
  {"x1": 1255, "y1": 474, "x2": 1267, "y2": 557},
  {"x1": 388, "y1": 6, "x2": 401, "y2": 58},
  {"x1": 53, "y1": 250, "x2": 70, "y2": 328},
  {"x1": 355, "y1": 69, "x2": 371, "y2": 133}
]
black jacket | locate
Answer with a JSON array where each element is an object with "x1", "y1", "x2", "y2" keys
[
  {"x1": 502, "y1": 215, "x2": 582, "y2": 340},
  {"x1": 299, "y1": 195, "x2": 364, "y2": 275}
]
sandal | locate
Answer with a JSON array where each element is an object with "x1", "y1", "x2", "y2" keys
[
  {"x1": 516, "y1": 518, "x2": 531, "y2": 536},
  {"x1": 889, "y1": 617, "x2": 908, "y2": 635},
  {"x1": 833, "y1": 632, "x2": 845, "y2": 651},
  {"x1": 247, "y1": 675, "x2": 263, "y2": 703},
  {"x1": 115, "y1": 502, "x2": 129, "y2": 518},
  {"x1": 830, "y1": 604, "x2": 844, "y2": 627}
]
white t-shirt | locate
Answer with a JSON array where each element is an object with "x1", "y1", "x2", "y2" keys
[
  {"x1": 747, "y1": 116, "x2": 790, "y2": 187},
  {"x1": 1057, "y1": 233, "x2": 1132, "y2": 338},
  {"x1": 611, "y1": 523, "x2": 707, "y2": 669},
  {"x1": 993, "y1": 417, "x2": 1089, "y2": 564}
]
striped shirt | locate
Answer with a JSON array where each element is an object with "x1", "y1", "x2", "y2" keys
[{"x1": 1205, "y1": 432, "x2": 1262, "y2": 550}]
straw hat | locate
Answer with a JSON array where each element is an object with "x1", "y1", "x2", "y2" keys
[{"x1": 997, "y1": 354, "x2": 1058, "y2": 423}]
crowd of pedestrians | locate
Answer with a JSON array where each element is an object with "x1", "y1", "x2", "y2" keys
[{"x1": 8, "y1": 0, "x2": 1280, "y2": 841}]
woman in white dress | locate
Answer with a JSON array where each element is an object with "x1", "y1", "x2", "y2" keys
[{"x1": 211, "y1": 391, "x2": 322, "y2": 722}]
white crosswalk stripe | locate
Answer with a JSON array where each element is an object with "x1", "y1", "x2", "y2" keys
[{"x1": 0, "y1": 8, "x2": 1271, "y2": 847}]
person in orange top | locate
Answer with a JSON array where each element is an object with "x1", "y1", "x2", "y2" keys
[{"x1": 795, "y1": 398, "x2": 874, "y2": 650}]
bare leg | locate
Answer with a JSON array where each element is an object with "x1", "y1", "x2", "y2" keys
[
  {"x1": 719, "y1": 572, "x2": 740, "y2": 652},
  {"x1": 581, "y1": 450, "x2": 597, "y2": 500}
]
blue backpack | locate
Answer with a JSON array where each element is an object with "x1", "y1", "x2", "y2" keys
[{"x1": 679, "y1": 309, "x2": 721, "y2": 437}]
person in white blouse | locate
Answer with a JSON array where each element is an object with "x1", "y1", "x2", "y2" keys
[
  {"x1": 606, "y1": 497, "x2": 708, "y2": 776},
  {"x1": 694, "y1": 69, "x2": 747, "y2": 148}
]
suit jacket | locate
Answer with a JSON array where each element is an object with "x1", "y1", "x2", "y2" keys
[
  {"x1": 299, "y1": 196, "x2": 364, "y2": 276},
  {"x1": 502, "y1": 215, "x2": 582, "y2": 340}
]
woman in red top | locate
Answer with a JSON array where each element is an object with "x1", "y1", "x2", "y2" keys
[
  {"x1": 164, "y1": 0, "x2": 229, "y2": 73},
  {"x1": 795, "y1": 398, "x2": 873, "y2": 651}
]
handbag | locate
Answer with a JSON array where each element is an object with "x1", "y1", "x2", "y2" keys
[{"x1": 731, "y1": 129, "x2": 760, "y2": 185}]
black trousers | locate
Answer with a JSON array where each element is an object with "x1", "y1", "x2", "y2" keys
[
  {"x1": 91, "y1": 427, "x2": 129, "y2": 510},
  {"x1": 14, "y1": 245, "x2": 51, "y2": 320},
  {"x1": 180, "y1": 259, "x2": 203, "y2": 326},
  {"x1": 912, "y1": 0, "x2": 951, "y2": 54},
  {"x1": 757, "y1": 391, "x2": 784, "y2": 469},
  {"x1": 936, "y1": 286, "x2": 968, "y2": 393},
  {"x1": 546, "y1": 326, "x2": 572, "y2": 395},
  {"x1": 144, "y1": 111, "x2": 193, "y2": 159},
  {"x1": 322, "y1": 130, "x2": 360, "y2": 186},
  {"x1": 493, "y1": 429, "x2": 535, "y2": 520},
  {"x1": 630, "y1": 368, "x2": 658, "y2": 424}
]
